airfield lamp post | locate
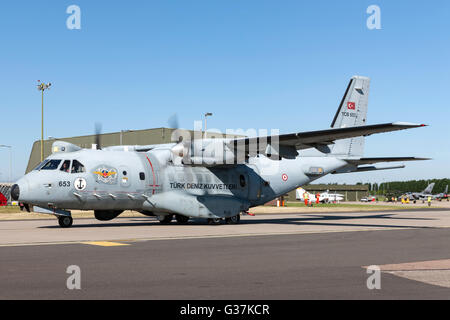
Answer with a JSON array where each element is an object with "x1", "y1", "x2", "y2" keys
[
  {"x1": 37, "y1": 81, "x2": 52, "y2": 162},
  {"x1": 204, "y1": 113, "x2": 213, "y2": 139},
  {"x1": 0, "y1": 145, "x2": 12, "y2": 183}
]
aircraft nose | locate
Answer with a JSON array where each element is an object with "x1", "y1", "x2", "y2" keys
[
  {"x1": 11, "y1": 184, "x2": 20, "y2": 201},
  {"x1": 11, "y1": 178, "x2": 30, "y2": 202}
]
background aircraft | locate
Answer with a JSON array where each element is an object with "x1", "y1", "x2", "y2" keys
[
  {"x1": 295, "y1": 187, "x2": 344, "y2": 203},
  {"x1": 403, "y1": 183, "x2": 435, "y2": 200},
  {"x1": 433, "y1": 185, "x2": 448, "y2": 201},
  {"x1": 11, "y1": 76, "x2": 428, "y2": 227}
]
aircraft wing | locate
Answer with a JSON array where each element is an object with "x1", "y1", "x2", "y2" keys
[{"x1": 228, "y1": 122, "x2": 426, "y2": 154}]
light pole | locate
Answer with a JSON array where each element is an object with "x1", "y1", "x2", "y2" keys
[
  {"x1": 0, "y1": 145, "x2": 12, "y2": 183},
  {"x1": 37, "y1": 81, "x2": 52, "y2": 162},
  {"x1": 204, "y1": 113, "x2": 213, "y2": 139}
]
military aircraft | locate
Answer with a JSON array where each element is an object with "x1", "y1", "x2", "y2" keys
[
  {"x1": 320, "y1": 190, "x2": 345, "y2": 203},
  {"x1": 402, "y1": 183, "x2": 435, "y2": 201},
  {"x1": 295, "y1": 187, "x2": 344, "y2": 203},
  {"x1": 433, "y1": 185, "x2": 448, "y2": 201},
  {"x1": 11, "y1": 76, "x2": 429, "y2": 227}
]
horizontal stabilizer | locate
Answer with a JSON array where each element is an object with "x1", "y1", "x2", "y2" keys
[
  {"x1": 346, "y1": 157, "x2": 431, "y2": 165},
  {"x1": 332, "y1": 165, "x2": 406, "y2": 174},
  {"x1": 332, "y1": 156, "x2": 429, "y2": 174}
]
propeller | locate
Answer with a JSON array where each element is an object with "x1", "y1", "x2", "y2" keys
[
  {"x1": 168, "y1": 114, "x2": 187, "y2": 144},
  {"x1": 167, "y1": 114, "x2": 191, "y2": 160},
  {"x1": 95, "y1": 122, "x2": 102, "y2": 150}
]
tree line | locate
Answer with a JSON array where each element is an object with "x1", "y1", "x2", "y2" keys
[{"x1": 361, "y1": 179, "x2": 450, "y2": 195}]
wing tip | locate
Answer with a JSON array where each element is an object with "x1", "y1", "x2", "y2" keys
[{"x1": 391, "y1": 122, "x2": 429, "y2": 128}]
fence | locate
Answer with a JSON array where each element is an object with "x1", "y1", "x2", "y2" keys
[{"x1": 0, "y1": 183, "x2": 12, "y2": 204}]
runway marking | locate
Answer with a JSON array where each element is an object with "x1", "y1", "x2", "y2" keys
[{"x1": 80, "y1": 241, "x2": 130, "y2": 247}]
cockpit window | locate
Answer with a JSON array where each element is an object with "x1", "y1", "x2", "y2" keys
[
  {"x1": 33, "y1": 160, "x2": 49, "y2": 171},
  {"x1": 71, "y1": 160, "x2": 85, "y2": 173},
  {"x1": 60, "y1": 160, "x2": 71, "y2": 173},
  {"x1": 40, "y1": 160, "x2": 62, "y2": 170}
]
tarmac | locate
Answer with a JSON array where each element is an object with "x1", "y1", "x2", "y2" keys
[{"x1": 1, "y1": 207, "x2": 450, "y2": 299}]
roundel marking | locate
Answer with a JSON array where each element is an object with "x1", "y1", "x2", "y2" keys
[
  {"x1": 74, "y1": 178, "x2": 87, "y2": 191},
  {"x1": 282, "y1": 174, "x2": 288, "y2": 182}
]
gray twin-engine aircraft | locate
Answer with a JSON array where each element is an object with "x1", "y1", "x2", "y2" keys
[{"x1": 11, "y1": 76, "x2": 428, "y2": 227}]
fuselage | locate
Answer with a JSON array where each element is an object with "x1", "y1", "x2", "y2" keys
[{"x1": 13, "y1": 148, "x2": 348, "y2": 219}]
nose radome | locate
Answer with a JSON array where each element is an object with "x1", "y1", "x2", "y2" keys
[{"x1": 11, "y1": 184, "x2": 20, "y2": 201}]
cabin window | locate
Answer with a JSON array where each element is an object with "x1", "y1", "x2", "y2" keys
[
  {"x1": 41, "y1": 160, "x2": 62, "y2": 171},
  {"x1": 33, "y1": 160, "x2": 49, "y2": 171},
  {"x1": 60, "y1": 160, "x2": 71, "y2": 173},
  {"x1": 139, "y1": 172, "x2": 145, "y2": 180},
  {"x1": 71, "y1": 160, "x2": 85, "y2": 173}
]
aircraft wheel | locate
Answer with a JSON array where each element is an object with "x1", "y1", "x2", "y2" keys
[
  {"x1": 208, "y1": 218, "x2": 222, "y2": 225},
  {"x1": 159, "y1": 215, "x2": 173, "y2": 224},
  {"x1": 58, "y1": 216, "x2": 73, "y2": 228},
  {"x1": 175, "y1": 214, "x2": 189, "y2": 224},
  {"x1": 225, "y1": 215, "x2": 240, "y2": 224}
]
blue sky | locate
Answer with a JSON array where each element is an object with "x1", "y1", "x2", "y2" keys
[{"x1": 0, "y1": 0, "x2": 449, "y2": 183}]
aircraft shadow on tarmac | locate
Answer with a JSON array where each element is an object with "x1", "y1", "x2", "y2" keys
[{"x1": 38, "y1": 213, "x2": 437, "y2": 230}]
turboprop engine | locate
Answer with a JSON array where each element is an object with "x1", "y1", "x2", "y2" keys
[{"x1": 171, "y1": 139, "x2": 237, "y2": 166}]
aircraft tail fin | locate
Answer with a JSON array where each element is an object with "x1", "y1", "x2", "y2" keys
[
  {"x1": 330, "y1": 76, "x2": 371, "y2": 157},
  {"x1": 445, "y1": 185, "x2": 448, "y2": 194},
  {"x1": 423, "y1": 183, "x2": 435, "y2": 194}
]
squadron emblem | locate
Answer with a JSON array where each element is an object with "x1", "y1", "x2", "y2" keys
[{"x1": 93, "y1": 166, "x2": 118, "y2": 185}]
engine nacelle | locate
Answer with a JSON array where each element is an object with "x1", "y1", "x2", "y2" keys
[{"x1": 171, "y1": 139, "x2": 237, "y2": 166}]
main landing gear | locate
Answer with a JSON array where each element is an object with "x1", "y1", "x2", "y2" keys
[
  {"x1": 207, "y1": 218, "x2": 222, "y2": 225},
  {"x1": 58, "y1": 215, "x2": 73, "y2": 228},
  {"x1": 175, "y1": 214, "x2": 190, "y2": 224},
  {"x1": 208, "y1": 214, "x2": 241, "y2": 225},
  {"x1": 158, "y1": 214, "x2": 241, "y2": 225},
  {"x1": 225, "y1": 215, "x2": 240, "y2": 224},
  {"x1": 158, "y1": 214, "x2": 190, "y2": 225},
  {"x1": 158, "y1": 214, "x2": 174, "y2": 224}
]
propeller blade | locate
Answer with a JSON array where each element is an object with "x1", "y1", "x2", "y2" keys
[
  {"x1": 95, "y1": 122, "x2": 102, "y2": 150},
  {"x1": 169, "y1": 114, "x2": 186, "y2": 143}
]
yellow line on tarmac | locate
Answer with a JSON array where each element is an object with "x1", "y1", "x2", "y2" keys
[{"x1": 80, "y1": 241, "x2": 130, "y2": 247}]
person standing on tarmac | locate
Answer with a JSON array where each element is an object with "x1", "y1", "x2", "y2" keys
[
  {"x1": 304, "y1": 192, "x2": 309, "y2": 206},
  {"x1": 428, "y1": 196, "x2": 432, "y2": 207}
]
